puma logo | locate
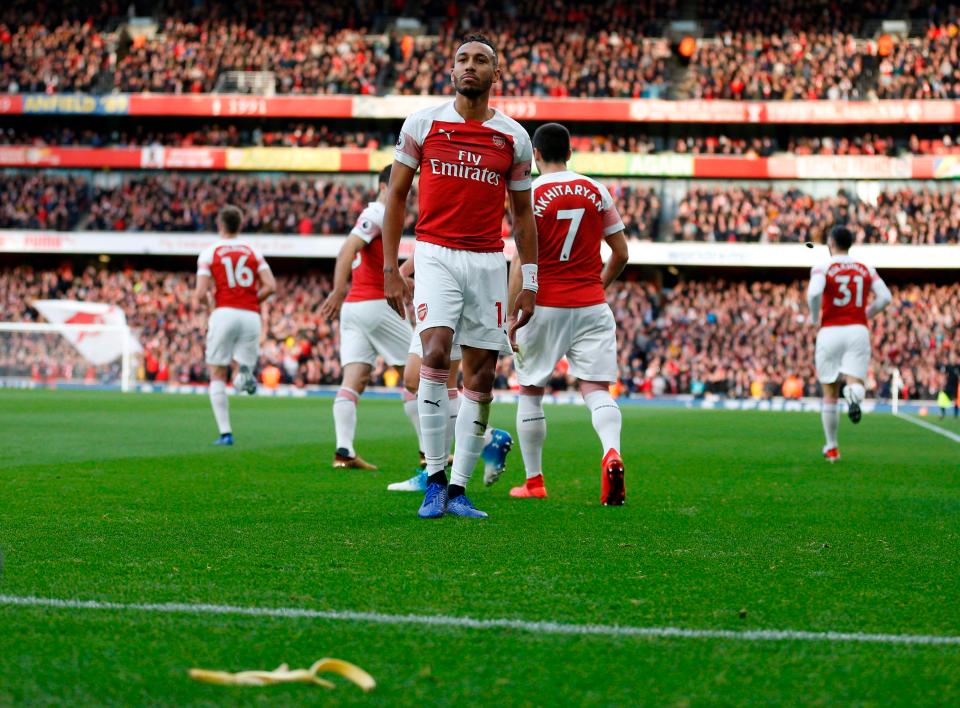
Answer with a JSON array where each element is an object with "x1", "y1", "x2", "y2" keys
[
  {"x1": 438, "y1": 128, "x2": 455, "y2": 140},
  {"x1": 425, "y1": 399, "x2": 441, "y2": 407}
]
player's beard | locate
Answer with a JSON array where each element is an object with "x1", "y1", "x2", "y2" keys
[{"x1": 454, "y1": 73, "x2": 492, "y2": 98}]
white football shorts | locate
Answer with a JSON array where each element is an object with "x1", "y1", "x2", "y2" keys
[
  {"x1": 206, "y1": 307, "x2": 261, "y2": 368},
  {"x1": 340, "y1": 299, "x2": 412, "y2": 367},
  {"x1": 515, "y1": 303, "x2": 618, "y2": 387},
  {"x1": 412, "y1": 241, "x2": 511, "y2": 355},
  {"x1": 815, "y1": 324, "x2": 871, "y2": 384}
]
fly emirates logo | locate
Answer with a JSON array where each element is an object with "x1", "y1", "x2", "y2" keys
[{"x1": 428, "y1": 149, "x2": 501, "y2": 185}]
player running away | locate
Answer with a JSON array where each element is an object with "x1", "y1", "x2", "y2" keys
[
  {"x1": 382, "y1": 34, "x2": 539, "y2": 519},
  {"x1": 508, "y1": 123, "x2": 629, "y2": 504},
  {"x1": 320, "y1": 166, "x2": 414, "y2": 470},
  {"x1": 807, "y1": 225, "x2": 891, "y2": 461},
  {"x1": 194, "y1": 205, "x2": 276, "y2": 445}
]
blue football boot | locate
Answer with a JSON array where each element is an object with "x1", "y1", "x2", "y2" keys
[
  {"x1": 387, "y1": 469, "x2": 428, "y2": 492},
  {"x1": 446, "y1": 494, "x2": 488, "y2": 518},
  {"x1": 482, "y1": 428, "x2": 513, "y2": 486},
  {"x1": 418, "y1": 482, "x2": 448, "y2": 519},
  {"x1": 214, "y1": 433, "x2": 234, "y2": 446}
]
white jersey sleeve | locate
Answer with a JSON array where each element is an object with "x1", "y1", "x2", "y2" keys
[
  {"x1": 867, "y1": 266, "x2": 892, "y2": 317},
  {"x1": 349, "y1": 202, "x2": 385, "y2": 244},
  {"x1": 508, "y1": 130, "x2": 533, "y2": 192},
  {"x1": 197, "y1": 244, "x2": 216, "y2": 277},
  {"x1": 595, "y1": 180, "x2": 625, "y2": 236},
  {"x1": 394, "y1": 112, "x2": 431, "y2": 170},
  {"x1": 807, "y1": 264, "x2": 827, "y2": 326},
  {"x1": 248, "y1": 243, "x2": 272, "y2": 273}
]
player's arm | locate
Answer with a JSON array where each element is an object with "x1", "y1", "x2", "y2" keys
[
  {"x1": 601, "y1": 230, "x2": 629, "y2": 289},
  {"x1": 507, "y1": 252, "x2": 522, "y2": 315},
  {"x1": 257, "y1": 267, "x2": 276, "y2": 303},
  {"x1": 319, "y1": 235, "x2": 365, "y2": 319},
  {"x1": 508, "y1": 188, "x2": 538, "y2": 345},
  {"x1": 806, "y1": 267, "x2": 826, "y2": 327},
  {"x1": 382, "y1": 161, "x2": 416, "y2": 318},
  {"x1": 193, "y1": 273, "x2": 212, "y2": 310},
  {"x1": 867, "y1": 273, "x2": 892, "y2": 318}
]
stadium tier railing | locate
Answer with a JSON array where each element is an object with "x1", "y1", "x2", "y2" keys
[
  {"x1": 2, "y1": 146, "x2": 956, "y2": 179},
  {"x1": 3, "y1": 94, "x2": 960, "y2": 124},
  {"x1": 1, "y1": 232, "x2": 959, "y2": 268}
]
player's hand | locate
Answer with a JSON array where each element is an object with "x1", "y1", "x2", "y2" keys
[
  {"x1": 384, "y1": 268, "x2": 409, "y2": 319},
  {"x1": 319, "y1": 289, "x2": 346, "y2": 320},
  {"x1": 509, "y1": 289, "x2": 536, "y2": 351}
]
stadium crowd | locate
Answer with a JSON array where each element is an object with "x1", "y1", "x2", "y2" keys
[
  {"x1": 0, "y1": 173, "x2": 661, "y2": 240},
  {"x1": 1, "y1": 265, "x2": 953, "y2": 403},
  {"x1": 4, "y1": 0, "x2": 960, "y2": 99},
  {"x1": 672, "y1": 186, "x2": 960, "y2": 245}
]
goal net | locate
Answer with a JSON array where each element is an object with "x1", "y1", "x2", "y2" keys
[{"x1": 0, "y1": 322, "x2": 140, "y2": 392}]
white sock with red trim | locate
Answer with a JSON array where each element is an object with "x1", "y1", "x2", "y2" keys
[
  {"x1": 822, "y1": 401, "x2": 839, "y2": 449},
  {"x1": 446, "y1": 388, "x2": 460, "y2": 457},
  {"x1": 333, "y1": 387, "x2": 359, "y2": 456},
  {"x1": 517, "y1": 394, "x2": 546, "y2": 480},
  {"x1": 209, "y1": 380, "x2": 231, "y2": 435},
  {"x1": 418, "y1": 366, "x2": 449, "y2": 475},
  {"x1": 403, "y1": 390, "x2": 422, "y2": 450},
  {"x1": 450, "y1": 389, "x2": 492, "y2": 488}
]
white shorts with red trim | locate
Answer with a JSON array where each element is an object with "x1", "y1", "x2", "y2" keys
[
  {"x1": 205, "y1": 307, "x2": 261, "y2": 368},
  {"x1": 815, "y1": 324, "x2": 871, "y2": 384},
  {"x1": 515, "y1": 303, "x2": 618, "y2": 387},
  {"x1": 340, "y1": 299, "x2": 412, "y2": 367},
  {"x1": 412, "y1": 241, "x2": 510, "y2": 355}
]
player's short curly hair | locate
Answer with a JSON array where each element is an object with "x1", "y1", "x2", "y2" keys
[
  {"x1": 218, "y1": 205, "x2": 244, "y2": 235},
  {"x1": 457, "y1": 33, "x2": 498, "y2": 66}
]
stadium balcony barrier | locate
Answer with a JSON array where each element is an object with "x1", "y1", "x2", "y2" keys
[
  {"x1": 4, "y1": 145, "x2": 960, "y2": 179},
  {"x1": 2, "y1": 231, "x2": 958, "y2": 269},
  {"x1": 3, "y1": 94, "x2": 960, "y2": 124}
]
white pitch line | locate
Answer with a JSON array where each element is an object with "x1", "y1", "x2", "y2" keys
[
  {"x1": 896, "y1": 413, "x2": 960, "y2": 445},
  {"x1": 1, "y1": 594, "x2": 959, "y2": 647}
]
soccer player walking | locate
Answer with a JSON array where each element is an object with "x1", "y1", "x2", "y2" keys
[
  {"x1": 194, "y1": 206, "x2": 276, "y2": 445},
  {"x1": 382, "y1": 34, "x2": 539, "y2": 518},
  {"x1": 320, "y1": 166, "x2": 414, "y2": 470},
  {"x1": 807, "y1": 226, "x2": 891, "y2": 461},
  {"x1": 508, "y1": 123, "x2": 630, "y2": 504}
]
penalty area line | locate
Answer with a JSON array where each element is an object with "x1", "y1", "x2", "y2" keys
[
  {"x1": 896, "y1": 412, "x2": 960, "y2": 445},
  {"x1": 1, "y1": 594, "x2": 960, "y2": 647}
]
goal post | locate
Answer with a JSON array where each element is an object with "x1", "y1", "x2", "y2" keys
[{"x1": 0, "y1": 322, "x2": 139, "y2": 392}]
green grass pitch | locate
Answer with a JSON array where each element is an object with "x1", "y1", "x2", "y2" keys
[{"x1": 1, "y1": 389, "x2": 959, "y2": 705}]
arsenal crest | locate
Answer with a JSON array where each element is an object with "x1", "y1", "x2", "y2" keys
[{"x1": 492, "y1": 135, "x2": 505, "y2": 149}]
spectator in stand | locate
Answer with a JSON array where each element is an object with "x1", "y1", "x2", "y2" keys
[{"x1": 673, "y1": 186, "x2": 960, "y2": 245}]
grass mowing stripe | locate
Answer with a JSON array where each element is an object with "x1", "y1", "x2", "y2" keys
[
  {"x1": 896, "y1": 412, "x2": 960, "y2": 444},
  {"x1": 3, "y1": 594, "x2": 960, "y2": 647}
]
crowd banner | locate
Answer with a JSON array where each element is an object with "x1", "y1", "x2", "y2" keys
[
  {"x1": 1, "y1": 232, "x2": 958, "y2": 268},
  {"x1": 3, "y1": 94, "x2": 960, "y2": 124},
  {"x1": 3, "y1": 146, "x2": 959, "y2": 179},
  {"x1": 31, "y1": 300, "x2": 142, "y2": 365}
]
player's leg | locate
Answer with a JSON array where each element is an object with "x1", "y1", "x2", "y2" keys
[
  {"x1": 815, "y1": 327, "x2": 842, "y2": 461},
  {"x1": 205, "y1": 309, "x2": 234, "y2": 445},
  {"x1": 332, "y1": 362, "x2": 377, "y2": 470},
  {"x1": 417, "y1": 326, "x2": 456, "y2": 517},
  {"x1": 446, "y1": 355, "x2": 461, "y2": 461},
  {"x1": 411, "y1": 244, "x2": 463, "y2": 518},
  {"x1": 403, "y1": 351, "x2": 423, "y2": 457},
  {"x1": 511, "y1": 384, "x2": 548, "y2": 498},
  {"x1": 446, "y1": 345, "x2": 498, "y2": 517},
  {"x1": 334, "y1": 302, "x2": 379, "y2": 469},
  {"x1": 445, "y1": 249, "x2": 512, "y2": 518},
  {"x1": 208, "y1": 364, "x2": 233, "y2": 445},
  {"x1": 568, "y1": 304, "x2": 624, "y2": 505},
  {"x1": 838, "y1": 325, "x2": 871, "y2": 424}
]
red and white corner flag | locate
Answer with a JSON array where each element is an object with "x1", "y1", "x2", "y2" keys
[{"x1": 33, "y1": 300, "x2": 142, "y2": 366}]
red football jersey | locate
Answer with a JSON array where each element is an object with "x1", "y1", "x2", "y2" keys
[
  {"x1": 197, "y1": 240, "x2": 270, "y2": 313},
  {"x1": 531, "y1": 171, "x2": 624, "y2": 308},
  {"x1": 345, "y1": 201, "x2": 386, "y2": 302},
  {"x1": 395, "y1": 101, "x2": 532, "y2": 253},
  {"x1": 810, "y1": 257, "x2": 879, "y2": 327}
]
